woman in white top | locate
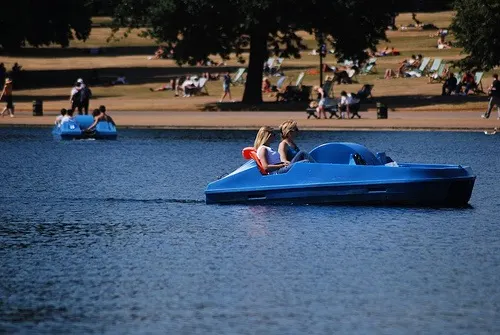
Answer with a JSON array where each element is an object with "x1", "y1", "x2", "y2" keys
[{"x1": 255, "y1": 126, "x2": 289, "y2": 173}]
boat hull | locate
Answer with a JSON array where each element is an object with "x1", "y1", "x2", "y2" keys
[
  {"x1": 205, "y1": 143, "x2": 476, "y2": 207},
  {"x1": 52, "y1": 115, "x2": 117, "y2": 140},
  {"x1": 206, "y1": 177, "x2": 475, "y2": 207}
]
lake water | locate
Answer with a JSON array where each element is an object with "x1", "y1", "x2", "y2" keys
[{"x1": 1, "y1": 128, "x2": 499, "y2": 334}]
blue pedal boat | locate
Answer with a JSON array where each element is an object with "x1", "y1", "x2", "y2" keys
[
  {"x1": 52, "y1": 115, "x2": 117, "y2": 140},
  {"x1": 205, "y1": 142, "x2": 476, "y2": 207}
]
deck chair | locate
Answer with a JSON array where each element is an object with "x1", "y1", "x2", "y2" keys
[
  {"x1": 474, "y1": 72, "x2": 484, "y2": 93},
  {"x1": 276, "y1": 76, "x2": 287, "y2": 91},
  {"x1": 427, "y1": 58, "x2": 443, "y2": 75},
  {"x1": 192, "y1": 77, "x2": 209, "y2": 95},
  {"x1": 428, "y1": 64, "x2": 447, "y2": 83},
  {"x1": 232, "y1": 68, "x2": 246, "y2": 85},
  {"x1": 360, "y1": 57, "x2": 377, "y2": 75},
  {"x1": 295, "y1": 72, "x2": 305, "y2": 87},
  {"x1": 405, "y1": 57, "x2": 431, "y2": 77}
]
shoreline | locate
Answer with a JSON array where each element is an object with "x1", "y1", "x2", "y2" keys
[{"x1": 1, "y1": 110, "x2": 498, "y2": 132}]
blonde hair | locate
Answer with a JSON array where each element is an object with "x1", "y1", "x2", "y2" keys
[
  {"x1": 254, "y1": 126, "x2": 274, "y2": 149},
  {"x1": 279, "y1": 120, "x2": 298, "y2": 139}
]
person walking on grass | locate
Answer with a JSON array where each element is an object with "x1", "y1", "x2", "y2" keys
[
  {"x1": 0, "y1": 78, "x2": 14, "y2": 117},
  {"x1": 482, "y1": 74, "x2": 500, "y2": 120},
  {"x1": 219, "y1": 72, "x2": 234, "y2": 102}
]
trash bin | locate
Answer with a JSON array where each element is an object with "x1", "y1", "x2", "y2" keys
[
  {"x1": 32, "y1": 100, "x2": 43, "y2": 116},
  {"x1": 376, "y1": 102, "x2": 388, "y2": 119}
]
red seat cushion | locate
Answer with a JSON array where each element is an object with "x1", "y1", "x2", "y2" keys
[{"x1": 242, "y1": 147, "x2": 268, "y2": 175}]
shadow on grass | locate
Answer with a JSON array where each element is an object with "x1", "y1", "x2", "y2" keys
[
  {"x1": 12, "y1": 64, "x2": 315, "y2": 90},
  {"x1": 373, "y1": 94, "x2": 488, "y2": 110},
  {"x1": 1, "y1": 46, "x2": 158, "y2": 58},
  {"x1": 203, "y1": 93, "x2": 488, "y2": 112}
]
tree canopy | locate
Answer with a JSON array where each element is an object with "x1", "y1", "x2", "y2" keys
[
  {"x1": 0, "y1": 0, "x2": 92, "y2": 50},
  {"x1": 112, "y1": 0, "x2": 396, "y2": 104},
  {"x1": 450, "y1": 0, "x2": 500, "y2": 70}
]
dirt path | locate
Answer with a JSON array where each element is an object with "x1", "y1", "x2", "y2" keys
[{"x1": 1, "y1": 110, "x2": 498, "y2": 131}]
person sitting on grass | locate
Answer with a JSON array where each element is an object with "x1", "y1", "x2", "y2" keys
[
  {"x1": 441, "y1": 72, "x2": 457, "y2": 96},
  {"x1": 455, "y1": 72, "x2": 475, "y2": 96},
  {"x1": 262, "y1": 77, "x2": 272, "y2": 93},
  {"x1": 437, "y1": 37, "x2": 452, "y2": 49}
]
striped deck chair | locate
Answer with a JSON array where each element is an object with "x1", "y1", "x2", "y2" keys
[
  {"x1": 406, "y1": 57, "x2": 431, "y2": 77},
  {"x1": 427, "y1": 58, "x2": 443, "y2": 75},
  {"x1": 232, "y1": 68, "x2": 246, "y2": 85},
  {"x1": 474, "y1": 72, "x2": 485, "y2": 93},
  {"x1": 295, "y1": 72, "x2": 305, "y2": 87},
  {"x1": 429, "y1": 63, "x2": 447, "y2": 83},
  {"x1": 271, "y1": 57, "x2": 285, "y2": 75},
  {"x1": 192, "y1": 77, "x2": 209, "y2": 95},
  {"x1": 360, "y1": 57, "x2": 377, "y2": 75},
  {"x1": 275, "y1": 76, "x2": 287, "y2": 91}
]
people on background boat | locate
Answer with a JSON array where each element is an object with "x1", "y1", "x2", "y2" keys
[
  {"x1": 55, "y1": 108, "x2": 67, "y2": 126},
  {"x1": 86, "y1": 105, "x2": 115, "y2": 131},
  {"x1": 254, "y1": 126, "x2": 314, "y2": 174},
  {"x1": 60, "y1": 109, "x2": 75, "y2": 124},
  {"x1": 278, "y1": 120, "x2": 315, "y2": 164}
]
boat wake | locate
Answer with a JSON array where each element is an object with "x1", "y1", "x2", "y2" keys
[{"x1": 0, "y1": 196, "x2": 205, "y2": 204}]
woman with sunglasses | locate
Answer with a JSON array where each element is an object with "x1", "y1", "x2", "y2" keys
[{"x1": 278, "y1": 120, "x2": 315, "y2": 166}]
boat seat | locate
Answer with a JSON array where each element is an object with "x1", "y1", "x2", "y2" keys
[{"x1": 242, "y1": 147, "x2": 269, "y2": 175}]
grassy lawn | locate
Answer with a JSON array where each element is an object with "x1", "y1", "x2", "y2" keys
[{"x1": 0, "y1": 11, "x2": 496, "y2": 112}]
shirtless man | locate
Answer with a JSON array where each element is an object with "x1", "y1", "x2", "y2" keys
[
  {"x1": 86, "y1": 105, "x2": 116, "y2": 131},
  {"x1": 0, "y1": 78, "x2": 14, "y2": 117}
]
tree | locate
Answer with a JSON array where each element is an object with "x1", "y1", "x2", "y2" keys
[
  {"x1": 450, "y1": 0, "x2": 500, "y2": 70},
  {"x1": 112, "y1": 0, "x2": 395, "y2": 104},
  {"x1": 0, "y1": 0, "x2": 92, "y2": 50}
]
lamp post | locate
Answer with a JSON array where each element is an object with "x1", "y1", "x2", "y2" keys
[{"x1": 319, "y1": 41, "x2": 327, "y2": 87}]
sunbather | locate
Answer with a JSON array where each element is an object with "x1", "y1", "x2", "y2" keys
[
  {"x1": 455, "y1": 72, "x2": 475, "y2": 95},
  {"x1": 437, "y1": 37, "x2": 452, "y2": 49},
  {"x1": 262, "y1": 77, "x2": 272, "y2": 93},
  {"x1": 150, "y1": 78, "x2": 177, "y2": 92}
]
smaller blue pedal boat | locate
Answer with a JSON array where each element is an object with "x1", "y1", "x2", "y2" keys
[
  {"x1": 205, "y1": 142, "x2": 476, "y2": 207},
  {"x1": 52, "y1": 115, "x2": 117, "y2": 140}
]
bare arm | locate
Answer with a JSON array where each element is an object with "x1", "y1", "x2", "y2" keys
[
  {"x1": 86, "y1": 116, "x2": 101, "y2": 130},
  {"x1": 278, "y1": 141, "x2": 290, "y2": 164}
]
